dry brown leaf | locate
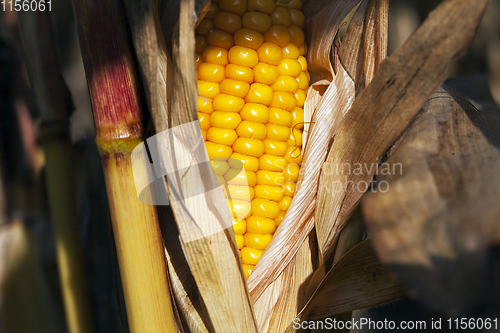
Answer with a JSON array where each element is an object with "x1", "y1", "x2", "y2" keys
[
  {"x1": 363, "y1": 0, "x2": 388, "y2": 86},
  {"x1": 315, "y1": 0, "x2": 490, "y2": 264},
  {"x1": 362, "y1": 87, "x2": 500, "y2": 316},
  {"x1": 286, "y1": 240, "x2": 405, "y2": 332},
  {"x1": 303, "y1": 0, "x2": 363, "y2": 83},
  {"x1": 123, "y1": 0, "x2": 258, "y2": 332},
  {"x1": 338, "y1": 0, "x2": 369, "y2": 89}
]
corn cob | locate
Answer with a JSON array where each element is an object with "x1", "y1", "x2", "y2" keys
[{"x1": 196, "y1": 0, "x2": 309, "y2": 279}]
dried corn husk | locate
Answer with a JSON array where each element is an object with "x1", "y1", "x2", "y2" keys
[
  {"x1": 286, "y1": 240, "x2": 405, "y2": 330},
  {"x1": 362, "y1": 86, "x2": 500, "y2": 316},
  {"x1": 121, "y1": 0, "x2": 491, "y2": 331},
  {"x1": 315, "y1": 0, "x2": 490, "y2": 265},
  {"x1": 123, "y1": 0, "x2": 258, "y2": 332}
]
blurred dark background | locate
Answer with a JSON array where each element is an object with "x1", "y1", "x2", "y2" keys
[{"x1": 0, "y1": 0, "x2": 498, "y2": 332}]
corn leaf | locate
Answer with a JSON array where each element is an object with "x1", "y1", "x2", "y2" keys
[
  {"x1": 286, "y1": 240, "x2": 405, "y2": 331},
  {"x1": 362, "y1": 87, "x2": 500, "y2": 316},
  {"x1": 315, "y1": 0, "x2": 490, "y2": 263}
]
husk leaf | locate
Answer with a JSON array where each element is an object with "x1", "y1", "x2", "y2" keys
[
  {"x1": 123, "y1": 0, "x2": 258, "y2": 332},
  {"x1": 285, "y1": 240, "x2": 405, "y2": 332},
  {"x1": 315, "y1": 0, "x2": 490, "y2": 264},
  {"x1": 362, "y1": 87, "x2": 500, "y2": 316}
]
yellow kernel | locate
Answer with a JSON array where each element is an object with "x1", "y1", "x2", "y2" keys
[
  {"x1": 220, "y1": 79, "x2": 250, "y2": 98},
  {"x1": 284, "y1": 181, "x2": 296, "y2": 196},
  {"x1": 270, "y1": 91, "x2": 296, "y2": 111},
  {"x1": 235, "y1": 234, "x2": 244, "y2": 249},
  {"x1": 198, "y1": 112, "x2": 210, "y2": 130},
  {"x1": 278, "y1": 196, "x2": 292, "y2": 210},
  {"x1": 287, "y1": 128, "x2": 302, "y2": 146},
  {"x1": 251, "y1": 198, "x2": 281, "y2": 218},
  {"x1": 202, "y1": 46, "x2": 229, "y2": 66},
  {"x1": 263, "y1": 138, "x2": 287, "y2": 156},
  {"x1": 198, "y1": 96, "x2": 214, "y2": 114},
  {"x1": 227, "y1": 199, "x2": 251, "y2": 219},
  {"x1": 229, "y1": 153, "x2": 259, "y2": 172},
  {"x1": 225, "y1": 168, "x2": 257, "y2": 187},
  {"x1": 241, "y1": 247, "x2": 263, "y2": 265},
  {"x1": 305, "y1": 70, "x2": 310, "y2": 81},
  {"x1": 256, "y1": 170, "x2": 285, "y2": 186},
  {"x1": 206, "y1": 141, "x2": 233, "y2": 158},
  {"x1": 205, "y1": 3, "x2": 220, "y2": 19},
  {"x1": 257, "y1": 42, "x2": 282, "y2": 65},
  {"x1": 264, "y1": 25, "x2": 291, "y2": 48},
  {"x1": 244, "y1": 233, "x2": 273, "y2": 250},
  {"x1": 233, "y1": 219, "x2": 246, "y2": 234},
  {"x1": 213, "y1": 11, "x2": 242, "y2": 34},
  {"x1": 282, "y1": 43, "x2": 300, "y2": 59},
  {"x1": 274, "y1": 211, "x2": 286, "y2": 226},
  {"x1": 296, "y1": 72, "x2": 309, "y2": 90},
  {"x1": 259, "y1": 154, "x2": 287, "y2": 172},
  {"x1": 248, "y1": 0, "x2": 276, "y2": 14},
  {"x1": 285, "y1": 162, "x2": 300, "y2": 181},
  {"x1": 195, "y1": 53, "x2": 202, "y2": 69},
  {"x1": 298, "y1": 43, "x2": 307, "y2": 56},
  {"x1": 246, "y1": 83, "x2": 274, "y2": 105},
  {"x1": 287, "y1": 0, "x2": 302, "y2": 10},
  {"x1": 212, "y1": 159, "x2": 230, "y2": 175},
  {"x1": 266, "y1": 123, "x2": 291, "y2": 141},
  {"x1": 271, "y1": 75, "x2": 298, "y2": 93},
  {"x1": 240, "y1": 103, "x2": 269, "y2": 123},
  {"x1": 196, "y1": 19, "x2": 214, "y2": 36},
  {"x1": 195, "y1": 35, "x2": 207, "y2": 53},
  {"x1": 198, "y1": 80, "x2": 220, "y2": 99},
  {"x1": 247, "y1": 215, "x2": 277, "y2": 234},
  {"x1": 286, "y1": 146, "x2": 302, "y2": 163},
  {"x1": 202, "y1": 129, "x2": 207, "y2": 140},
  {"x1": 297, "y1": 55, "x2": 308, "y2": 71},
  {"x1": 198, "y1": 63, "x2": 226, "y2": 83},
  {"x1": 271, "y1": 6, "x2": 291, "y2": 26},
  {"x1": 242, "y1": 264, "x2": 254, "y2": 279},
  {"x1": 219, "y1": 0, "x2": 247, "y2": 16},
  {"x1": 228, "y1": 46, "x2": 259, "y2": 67},
  {"x1": 226, "y1": 184, "x2": 255, "y2": 201},
  {"x1": 233, "y1": 137, "x2": 265, "y2": 157},
  {"x1": 289, "y1": 25, "x2": 305, "y2": 46},
  {"x1": 234, "y1": 29, "x2": 264, "y2": 50},
  {"x1": 254, "y1": 184, "x2": 284, "y2": 202},
  {"x1": 207, "y1": 127, "x2": 238, "y2": 145},
  {"x1": 225, "y1": 64, "x2": 254, "y2": 83},
  {"x1": 242, "y1": 12, "x2": 272, "y2": 34},
  {"x1": 268, "y1": 107, "x2": 292, "y2": 126},
  {"x1": 277, "y1": 59, "x2": 302, "y2": 77},
  {"x1": 289, "y1": 9, "x2": 304, "y2": 27},
  {"x1": 236, "y1": 121, "x2": 267, "y2": 140},
  {"x1": 207, "y1": 29, "x2": 234, "y2": 50},
  {"x1": 213, "y1": 94, "x2": 245, "y2": 112},
  {"x1": 210, "y1": 111, "x2": 242, "y2": 129},
  {"x1": 295, "y1": 89, "x2": 306, "y2": 107},
  {"x1": 291, "y1": 107, "x2": 304, "y2": 126},
  {"x1": 253, "y1": 63, "x2": 279, "y2": 85}
]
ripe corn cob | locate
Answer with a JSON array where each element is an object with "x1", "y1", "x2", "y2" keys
[{"x1": 196, "y1": 0, "x2": 309, "y2": 279}]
